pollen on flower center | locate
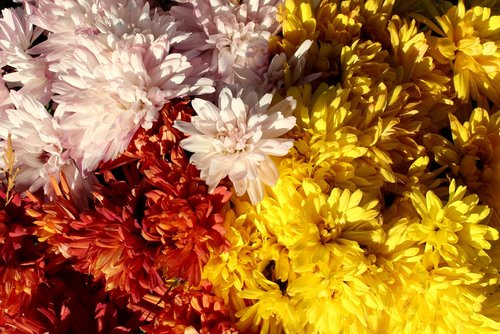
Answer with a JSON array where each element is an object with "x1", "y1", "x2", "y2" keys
[{"x1": 318, "y1": 220, "x2": 342, "y2": 244}]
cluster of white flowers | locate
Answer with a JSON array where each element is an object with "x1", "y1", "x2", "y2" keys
[{"x1": 0, "y1": 0, "x2": 310, "y2": 204}]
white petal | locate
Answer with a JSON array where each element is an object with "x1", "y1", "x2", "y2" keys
[
  {"x1": 173, "y1": 120, "x2": 201, "y2": 135},
  {"x1": 228, "y1": 159, "x2": 247, "y2": 181},
  {"x1": 259, "y1": 157, "x2": 279, "y2": 186},
  {"x1": 247, "y1": 178, "x2": 264, "y2": 204},
  {"x1": 232, "y1": 177, "x2": 247, "y2": 196},
  {"x1": 179, "y1": 136, "x2": 214, "y2": 153},
  {"x1": 256, "y1": 138, "x2": 294, "y2": 156},
  {"x1": 191, "y1": 98, "x2": 220, "y2": 122},
  {"x1": 218, "y1": 87, "x2": 233, "y2": 111}
]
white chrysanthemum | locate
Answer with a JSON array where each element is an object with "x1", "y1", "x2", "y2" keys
[
  {"x1": 0, "y1": 6, "x2": 52, "y2": 104},
  {"x1": 174, "y1": 87, "x2": 296, "y2": 204},
  {"x1": 171, "y1": 0, "x2": 281, "y2": 87},
  {"x1": 0, "y1": 77, "x2": 11, "y2": 112},
  {"x1": 28, "y1": 0, "x2": 179, "y2": 60},
  {"x1": 0, "y1": 92, "x2": 93, "y2": 201},
  {"x1": 52, "y1": 33, "x2": 214, "y2": 173}
]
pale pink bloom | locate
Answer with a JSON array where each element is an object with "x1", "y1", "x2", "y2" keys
[
  {"x1": 52, "y1": 33, "x2": 214, "y2": 173},
  {"x1": 0, "y1": 76, "x2": 12, "y2": 112},
  {"x1": 0, "y1": 92, "x2": 94, "y2": 203},
  {"x1": 174, "y1": 87, "x2": 296, "y2": 204},
  {"x1": 0, "y1": 6, "x2": 52, "y2": 103},
  {"x1": 171, "y1": 0, "x2": 281, "y2": 87},
  {"x1": 29, "y1": 0, "x2": 181, "y2": 60}
]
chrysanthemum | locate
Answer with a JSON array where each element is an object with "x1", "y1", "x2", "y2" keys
[
  {"x1": 29, "y1": 0, "x2": 176, "y2": 60},
  {"x1": 424, "y1": 108, "x2": 500, "y2": 225},
  {"x1": 230, "y1": 177, "x2": 389, "y2": 333},
  {"x1": 2, "y1": 263, "x2": 143, "y2": 334},
  {"x1": 139, "y1": 282, "x2": 238, "y2": 334},
  {"x1": 0, "y1": 192, "x2": 45, "y2": 318},
  {"x1": 424, "y1": 2, "x2": 500, "y2": 104},
  {"x1": 285, "y1": 83, "x2": 394, "y2": 195},
  {"x1": 202, "y1": 199, "x2": 265, "y2": 316},
  {"x1": 31, "y1": 100, "x2": 232, "y2": 299},
  {"x1": 174, "y1": 87, "x2": 296, "y2": 204},
  {"x1": 30, "y1": 171, "x2": 165, "y2": 303},
  {"x1": 340, "y1": 39, "x2": 394, "y2": 99},
  {"x1": 52, "y1": 32, "x2": 213, "y2": 173},
  {"x1": 286, "y1": 267, "x2": 390, "y2": 333},
  {"x1": 406, "y1": 179, "x2": 497, "y2": 269},
  {"x1": 273, "y1": 0, "x2": 394, "y2": 63},
  {"x1": 170, "y1": 0, "x2": 281, "y2": 87},
  {"x1": 0, "y1": 6, "x2": 52, "y2": 104},
  {"x1": 257, "y1": 178, "x2": 384, "y2": 273},
  {"x1": 387, "y1": 15, "x2": 454, "y2": 130},
  {"x1": 235, "y1": 270, "x2": 299, "y2": 334},
  {"x1": 374, "y1": 182, "x2": 500, "y2": 332},
  {"x1": 0, "y1": 92, "x2": 93, "y2": 200},
  {"x1": 272, "y1": 0, "x2": 361, "y2": 56},
  {"x1": 387, "y1": 264, "x2": 500, "y2": 333},
  {"x1": 124, "y1": 99, "x2": 233, "y2": 285},
  {"x1": 141, "y1": 156, "x2": 232, "y2": 285},
  {"x1": 270, "y1": 0, "x2": 363, "y2": 84}
]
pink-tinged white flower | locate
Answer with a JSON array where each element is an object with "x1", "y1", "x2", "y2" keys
[
  {"x1": 174, "y1": 87, "x2": 296, "y2": 204},
  {"x1": 0, "y1": 76, "x2": 12, "y2": 112},
  {"x1": 171, "y1": 0, "x2": 281, "y2": 87},
  {"x1": 52, "y1": 33, "x2": 214, "y2": 173},
  {"x1": 0, "y1": 92, "x2": 94, "y2": 202},
  {"x1": 28, "y1": 0, "x2": 183, "y2": 61},
  {"x1": 0, "y1": 6, "x2": 52, "y2": 104}
]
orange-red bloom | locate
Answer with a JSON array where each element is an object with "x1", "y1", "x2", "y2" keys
[
  {"x1": 28, "y1": 99, "x2": 233, "y2": 331},
  {"x1": 139, "y1": 281, "x2": 238, "y2": 334}
]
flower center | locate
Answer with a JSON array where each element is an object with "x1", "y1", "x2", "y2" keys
[
  {"x1": 38, "y1": 150, "x2": 51, "y2": 164},
  {"x1": 218, "y1": 123, "x2": 255, "y2": 154},
  {"x1": 318, "y1": 220, "x2": 342, "y2": 243}
]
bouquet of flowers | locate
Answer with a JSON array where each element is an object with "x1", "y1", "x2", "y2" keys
[{"x1": 1, "y1": 0, "x2": 500, "y2": 333}]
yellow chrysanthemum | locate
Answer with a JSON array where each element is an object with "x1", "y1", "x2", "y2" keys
[
  {"x1": 406, "y1": 179, "x2": 497, "y2": 269},
  {"x1": 233, "y1": 176, "x2": 390, "y2": 333},
  {"x1": 359, "y1": 0, "x2": 395, "y2": 46},
  {"x1": 275, "y1": 0, "x2": 320, "y2": 55},
  {"x1": 288, "y1": 81, "x2": 431, "y2": 190},
  {"x1": 341, "y1": 39, "x2": 394, "y2": 98},
  {"x1": 236, "y1": 270, "x2": 298, "y2": 334},
  {"x1": 285, "y1": 83, "x2": 384, "y2": 195},
  {"x1": 374, "y1": 180, "x2": 500, "y2": 333},
  {"x1": 424, "y1": 108, "x2": 500, "y2": 225},
  {"x1": 424, "y1": 2, "x2": 500, "y2": 104},
  {"x1": 389, "y1": 268, "x2": 500, "y2": 333},
  {"x1": 272, "y1": 0, "x2": 362, "y2": 56},
  {"x1": 388, "y1": 156, "x2": 447, "y2": 197},
  {"x1": 387, "y1": 15, "x2": 455, "y2": 129},
  {"x1": 287, "y1": 262, "x2": 391, "y2": 333},
  {"x1": 202, "y1": 201, "x2": 262, "y2": 316},
  {"x1": 258, "y1": 178, "x2": 383, "y2": 271}
]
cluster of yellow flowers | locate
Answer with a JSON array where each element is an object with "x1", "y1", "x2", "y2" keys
[{"x1": 203, "y1": 0, "x2": 500, "y2": 332}]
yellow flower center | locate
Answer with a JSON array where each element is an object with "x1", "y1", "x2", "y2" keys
[{"x1": 318, "y1": 219, "x2": 342, "y2": 243}]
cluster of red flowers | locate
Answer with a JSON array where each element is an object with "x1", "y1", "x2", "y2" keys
[{"x1": 0, "y1": 100, "x2": 238, "y2": 333}]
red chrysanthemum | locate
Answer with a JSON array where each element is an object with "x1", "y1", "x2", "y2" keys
[
  {"x1": 29, "y1": 173, "x2": 164, "y2": 303},
  {"x1": 30, "y1": 99, "x2": 232, "y2": 306},
  {"x1": 0, "y1": 184, "x2": 46, "y2": 317},
  {"x1": 2, "y1": 263, "x2": 142, "y2": 334},
  {"x1": 103, "y1": 99, "x2": 232, "y2": 285},
  {"x1": 137, "y1": 281, "x2": 239, "y2": 334}
]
